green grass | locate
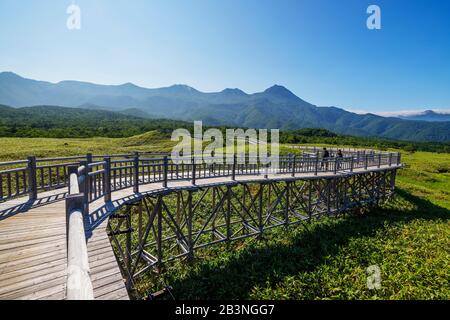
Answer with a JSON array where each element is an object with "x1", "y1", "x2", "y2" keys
[
  {"x1": 0, "y1": 135, "x2": 448, "y2": 299},
  {"x1": 0, "y1": 132, "x2": 177, "y2": 161},
  {"x1": 396, "y1": 151, "x2": 450, "y2": 209},
  {"x1": 134, "y1": 186, "x2": 448, "y2": 300},
  {"x1": 152, "y1": 191, "x2": 448, "y2": 300}
]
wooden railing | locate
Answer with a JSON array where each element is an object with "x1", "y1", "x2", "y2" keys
[
  {"x1": 0, "y1": 150, "x2": 402, "y2": 204},
  {"x1": 65, "y1": 165, "x2": 94, "y2": 300}
]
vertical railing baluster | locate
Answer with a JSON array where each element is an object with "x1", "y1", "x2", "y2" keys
[
  {"x1": 191, "y1": 156, "x2": 196, "y2": 185},
  {"x1": 292, "y1": 155, "x2": 296, "y2": 177},
  {"x1": 15, "y1": 172, "x2": 19, "y2": 195},
  {"x1": 49, "y1": 167, "x2": 53, "y2": 188},
  {"x1": 314, "y1": 156, "x2": 319, "y2": 176},
  {"x1": 7, "y1": 173, "x2": 11, "y2": 198},
  {"x1": 0, "y1": 174, "x2": 3, "y2": 200},
  {"x1": 27, "y1": 156, "x2": 37, "y2": 200},
  {"x1": 56, "y1": 166, "x2": 60, "y2": 187},
  {"x1": 40, "y1": 169, "x2": 44, "y2": 190},
  {"x1": 104, "y1": 157, "x2": 111, "y2": 202},
  {"x1": 134, "y1": 153, "x2": 140, "y2": 193},
  {"x1": 232, "y1": 154, "x2": 236, "y2": 181},
  {"x1": 80, "y1": 160, "x2": 89, "y2": 214},
  {"x1": 22, "y1": 170, "x2": 27, "y2": 194},
  {"x1": 163, "y1": 156, "x2": 168, "y2": 188}
]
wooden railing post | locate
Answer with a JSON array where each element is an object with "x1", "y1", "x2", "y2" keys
[
  {"x1": 27, "y1": 156, "x2": 37, "y2": 200},
  {"x1": 388, "y1": 153, "x2": 392, "y2": 166},
  {"x1": 80, "y1": 161, "x2": 89, "y2": 214},
  {"x1": 232, "y1": 154, "x2": 237, "y2": 181},
  {"x1": 86, "y1": 153, "x2": 93, "y2": 165},
  {"x1": 333, "y1": 157, "x2": 338, "y2": 174},
  {"x1": 163, "y1": 156, "x2": 168, "y2": 188},
  {"x1": 397, "y1": 152, "x2": 401, "y2": 165},
  {"x1": 378, "y1": 153, "x2": 382, "y2": 168},
  {"x1": 291, "y1": 155, "x2": 296, "y2": 177},
  {"x1": 133, "y1": 152, "x2": 140, "y2": 193},
  {"x1": 104, "y1": 157, "x2": 111, "y2": 202},
  {"x1": 264, "y1": 162, "x2": 269, "y2": 179},
  {"x1": 191, "y1": 156, "x2": 196, "y2": 185},
  {"x1": 67, "y1": 165, "x2": 78, "y2": 194},
  {"x1": 85, "y1": 153, "x2": 93, "y2": 210},
  {"x1": 350, "y1": 156, "x2": 354, "y2": 172},
  {"x1": 364, "y1": 154, "x2": 368, "y2": 170},
  {"x1": 314, "y1": 156, "x2": 319, "y2": 176}
]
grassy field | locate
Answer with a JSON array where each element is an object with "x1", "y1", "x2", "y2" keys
[
  {"x1": 0, "y1": 132, "x2": 177, "y2": 161},
  {"x1": 0, "y1": 135, "x2": 448, "y2": 299}
]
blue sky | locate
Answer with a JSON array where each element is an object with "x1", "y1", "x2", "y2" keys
[{"x1": 0, "y1": 0, "x2": 449, "y2": 113}]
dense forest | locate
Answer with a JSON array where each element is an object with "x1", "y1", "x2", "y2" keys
[
  {"x1": 0, "y1": 105, "x2": 191, "y2": 138},
  {"x1": 279, "y1": 128, "x2": 450, "y2": 153},
  {"x1": 1, "y1": 105, "x2": 449, "y2": 153}
]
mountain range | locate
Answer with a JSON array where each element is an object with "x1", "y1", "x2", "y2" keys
[{"x1": 0, "y1": 72, "x2": 449, "y2": 142}]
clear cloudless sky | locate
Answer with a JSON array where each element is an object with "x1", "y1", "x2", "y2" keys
[{"x1": 0, "y1": 0, "x2": 449, "y2": 113}]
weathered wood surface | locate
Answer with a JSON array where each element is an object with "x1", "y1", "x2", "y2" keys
[
  {"x1": 0, "y1": 164, "x2": 400, "y2": 300},
  {"x1": 0, "y1": 188, "x2": 129, "y2": 300}
]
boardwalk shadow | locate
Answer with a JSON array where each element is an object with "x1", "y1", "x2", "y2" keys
[
  {"x1": 0, "y1": 191, "x2": 67, "y2": 220},
  {"x1": 165, "y1": 189, "x2": 449, "y2": 299}
]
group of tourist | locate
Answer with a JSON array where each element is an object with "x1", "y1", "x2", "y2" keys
[{"x1": 320, "y1": 147, "x2": 343, "y2": 170}]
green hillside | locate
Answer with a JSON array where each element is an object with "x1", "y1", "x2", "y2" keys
[
  {"x1": 0, "y1": 105, "x2": 190, "y2": 138},
  {"x1": 0, "y1": 105, "x2": 449, "y2": 153}
]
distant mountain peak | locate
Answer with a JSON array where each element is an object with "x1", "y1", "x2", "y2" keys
[
  {"x1": 121, "y1": 82, "x2": 140, "y2": 88},
  {"x1": 263, "y1": 85, "x2": 298, "y2": 99},
  {"x1": 167, "y1": 84, "x2": 198, "y2": 92},
  {"x1": 221, "y1": 88, "x2": 247, "y2": 95},
  {"x1": 0, "y1": 71, "x2": 24, "y2": 80}
]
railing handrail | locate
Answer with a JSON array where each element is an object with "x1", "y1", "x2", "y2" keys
[
  {"x1": 0, "y1": 149, "x2": 402, "y2": 204},
  {"x1": 65, "y1": 168, "x2": 94, "y2": 300}
]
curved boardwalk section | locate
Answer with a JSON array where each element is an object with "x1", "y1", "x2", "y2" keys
[{"x1": 0, "y1": 150, "x2": 402, "y2": 300}]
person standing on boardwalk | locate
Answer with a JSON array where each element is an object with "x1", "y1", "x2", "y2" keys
[
  {"x1": 336, "y1": 149, "x2": 343, "y2": 169},
  {"x1": 321, "y1": 147, "x2": 330, "y2": 170}
]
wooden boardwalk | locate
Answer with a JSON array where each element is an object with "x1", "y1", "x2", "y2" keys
[
  {"x1": 0, "y1": 188, "x2": 129, "y2": 300},
  {"x1": 0, "y1": 164, "x2": 400, "y2": 300}
]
